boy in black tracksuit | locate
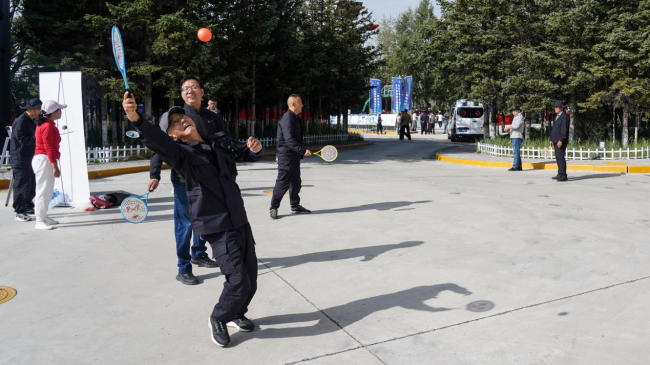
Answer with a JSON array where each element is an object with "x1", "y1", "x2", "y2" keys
[{"x1": 123, "y1": 94, "x2": 263, "y2": 347}]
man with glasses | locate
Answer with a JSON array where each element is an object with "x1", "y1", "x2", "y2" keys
[{"x1": 148, "y1": 76, "x2": 229, "y2": 285}]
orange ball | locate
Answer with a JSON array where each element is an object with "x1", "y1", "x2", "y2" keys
[{"x1": 197, "y1": 28, "x2": 212, "y2": 42}]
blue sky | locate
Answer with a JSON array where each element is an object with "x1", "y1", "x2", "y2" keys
[{"x1": 363, "y1": 0, "x2": 441, "y2": 22}]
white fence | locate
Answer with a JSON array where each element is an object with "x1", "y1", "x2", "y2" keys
[
  {"x1": 86, "y1": 133, "x2": 360, "y2": 163},
  {"x1": 478, "y1": 142, "x2": 650, "y2": 160}
]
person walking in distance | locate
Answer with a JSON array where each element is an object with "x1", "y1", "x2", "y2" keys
[
  {"x1": 10, "y1": 98, "x2": 42, "y2": 222},
  {"x1": 437, "y1": 110, "x2": 443, "y2": 128},
  {"x1": 420, "y1": 111, "x2": 428, "y2": 135},
  {"x1": 399, "y1": 109, "x2": 412, "y2": 141},
  {"x1": 550, "y1": 100, "x2": 570, "y2": 181},
  {"x1": 377, "y1": 113, "x2": 384, "y2": 134},
  {"x1": 504, "y1": 106, "x2": 524, "y2": 171},
  {"x1": 270, "y1": 95, "x2": 312, "y2": 219},
  {"x1": 412, "y1": 111, "x2": 418, "y2": 132},
  {"x1": 31, "y1": 100, "x2": 66, "y2": 230}
]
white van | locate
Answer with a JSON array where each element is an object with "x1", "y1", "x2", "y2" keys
[{"x1": 448, "y1": 99, "x2": 485, "y2": 141}]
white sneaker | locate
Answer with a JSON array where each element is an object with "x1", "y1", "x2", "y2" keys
[
  {"x1": 35, "y1": 221, "x2": 53, "y2": 230},
  {"x1": 44, "y1": 217, "x2": 59, "y2": 225}
]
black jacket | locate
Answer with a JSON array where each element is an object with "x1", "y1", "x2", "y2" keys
[
  {"x1": 551, "y1": 112, "x2": 570, "y2": 145},
  {"x1": 150, "y1": 103, "x2": 229, "y2": 184},
  {"x1": 9, "y1": 112, "x2": 36, "y2": 167},
  {"x1": 276, "y1": 110, "x2": 305, "y2": 160},
  {"x1": 134, "y1": 113, "x2": 262, "y2": 235}
]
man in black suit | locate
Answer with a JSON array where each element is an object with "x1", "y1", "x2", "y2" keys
[
  {"x1": 270, "y1": 95, "x2": 312, "y2": 219},
  {"x1": 550, "y1": 100, "x2": 570, "y2": 181}
]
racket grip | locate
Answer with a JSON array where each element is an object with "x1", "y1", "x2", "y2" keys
[{"x1": 125, "y1": 88, "x2": 133, "y2": 99}]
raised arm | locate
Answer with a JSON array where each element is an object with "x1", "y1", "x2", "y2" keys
[{"x1": 122, "y1": 92, "x2": 184, "y2": 170}]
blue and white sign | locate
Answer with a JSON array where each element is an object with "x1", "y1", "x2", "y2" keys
[
  {"x1": 403, "y1": 76, "x2": 412, "y2": 111},
  {"x1": 392, "y1": 77, "x2": 402, "y2": 112},
  {"x1": 370, "y1": 79, "x2": 382, "y2": 115}
]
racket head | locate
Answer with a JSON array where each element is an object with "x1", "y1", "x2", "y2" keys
[
  {"x1": 318, "y1": 145, "x2": 338, "y2": 162},
  {"x1": 120, "y1": 193, "x2": 149, "y2": 223},
  {"x1": 111, "y1": 25, "x2": 130, "y2": 89},
  {"x1": 125, "y1": 130, "x2": 140, "y2": 138}
]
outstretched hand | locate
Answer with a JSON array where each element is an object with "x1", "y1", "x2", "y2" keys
[
  {"x1": 247, "y1": 137, "x2": 262, "y2": 153},
  {"x1": 122, "y1": 92, "x2": 139, "y2": 122}
]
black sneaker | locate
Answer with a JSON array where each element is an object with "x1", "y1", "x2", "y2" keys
[
  {"x1": 26, "y1": 208, "x2": 35, "y2": 216},
  {"x1": 191, "y1": 254, "x2": 218, "y2": 268},
  {"x1": 270, "y1": 208, "x2": 278, "y2": 219},
  {"x1": 557, "y1": 176, "x2": 568, "y2": 182},
  {"x1": 14, "y1": 213, "x2": 31, "y2": 222},
  {"x1": 551, "y1": 175, "x2": 560, "y2": 180},
  {"x1": 227, "y1": 315, "x2": 255, "y2": 332},
  {"x1": 291, "y1": 205, "x2": 311, "y2": 214},
  {"x1": 176, "y1": 272, "x2": 199, "y2": 285},
  {"x1": 208, "y1": 317, "x2": 230, "y2": 347}
]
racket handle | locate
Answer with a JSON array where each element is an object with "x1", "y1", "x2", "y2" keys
[{"x1": 125, "y1": 88, "x2": 133, "y2": 99}]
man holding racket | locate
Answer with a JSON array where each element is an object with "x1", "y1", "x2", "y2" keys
[
  {"x1": 149, "y1": 76, "x2": 228, "y2": 286},
  {"x1": 124, "y1": 92, "x2": 263, "y2": 347},
  {"x1": 270, "y1": 94, "x2": 311, "y2": 219}
]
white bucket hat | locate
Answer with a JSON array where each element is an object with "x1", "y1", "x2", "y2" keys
[{"x1": 41, "y1": 100, "x2": 68, "y2": 114}]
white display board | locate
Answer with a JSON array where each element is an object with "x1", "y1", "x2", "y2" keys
[
  {"x1": 330, "y1": 114, "x2": 397, "y2": 126},
  {"x1": 39, "y1": 72, "x2": 90, "y2": 207}
]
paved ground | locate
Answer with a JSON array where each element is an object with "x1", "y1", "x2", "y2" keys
[{"x1": 1, "y1": 133, "x2": 649, "y2": 364}]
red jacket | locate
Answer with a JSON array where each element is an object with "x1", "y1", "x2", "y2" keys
[{"x1": 34, "y1": 118, "x2": 61, "y2": 163}]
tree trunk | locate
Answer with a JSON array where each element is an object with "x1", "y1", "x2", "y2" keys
[
  {"x1": 569, "y1": 100, "x2": 576, "y2": 144},
  {"x1": 111, "y1": 100, "x2": 117, "y2": 146},
  {"x1": 251, "y1": 64, "x2": 256, "y2": 138},
  {"x1": 235, "y1": 99, "x2": 239, "y2": 139},
  {"x1": 168, "y1": 95, "x2": 175, "y2": 109},
  {"x1": 622, "y1": 105, "x2": 629, "y2": 148},
  {"x1": 482, "y1": 103, "x2": 489, "y2": 139},
  {"x1": 489, "y1": 100, "x2": 497, "y2": 139},
  {"x1": 524, "y1": 113, "x2": 530, "y2": 142},
  {"x1": 634, "y1": 112, "x2": 639, "y2": 145},
  {"x1": 101, "y1": 97, "x2": 108, "y2": 147},
  {"x1": 343, "y1": 107, "x2": 348, "y2": 133},
  {"x1": 145, "y1": 25, "x2": 153, "y2": 119}
]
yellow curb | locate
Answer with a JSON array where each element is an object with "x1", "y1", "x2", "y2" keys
[
  {"x1": 436, "y1": 153, "x2": 629, "y2": 173},
  {"x1": 629, "y1": 166, "x2": 650, "y2": 174},
  {"x1": 86, "y1": 142, "x2": 372, "y2": 179}
]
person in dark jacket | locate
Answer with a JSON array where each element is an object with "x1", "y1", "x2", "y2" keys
[
  {"x1": 550, "y1": 100, "x2": 571, "y2": 181},
  {"x1": 269, "y1": 95, "x2": 312, "y2": 219},
  {"x1": 10, "y1": 98, "x2": 42, "y2": 222},
  {"x1": 399, "y1": 109, "x2": 412, "y2": 140},
  {"x1": 148, "y1": 76, "x2": 228, "y2": 285},
  {"x1": 124, "y1": 93, "x2": 263, "y2": 347}
]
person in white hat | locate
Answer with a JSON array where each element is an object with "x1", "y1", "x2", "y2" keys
[{"x1": 31, "y1": 100, "x2": 67, "y2": 230}]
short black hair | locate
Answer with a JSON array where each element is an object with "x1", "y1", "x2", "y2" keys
[
  {"x1": 180, "y1": 75, "x2": 202, "y2": 89},
  {"x1": 208, "y1": 96, "x2": 217, "y2": 102}
]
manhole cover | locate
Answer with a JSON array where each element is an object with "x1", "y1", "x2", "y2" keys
[
  {"x1": 0, "y1": 286, "x2": 17, "y2": 305},
  {"x1": 467, "y1": 300, "x2": 494, "y2": 312},
  {"x1": 386, "y1": 155, "x2": 404, "y2": 157},
  {"x1": 263, "y1": 190, "x2": 302, "y2": 195}
]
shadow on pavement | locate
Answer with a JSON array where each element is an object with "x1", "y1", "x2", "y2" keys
[
  {"x1": 568, "y1": 173, "x2": 625, "y2": 181},
  {"x1": 259, "y1": 241, "x2": 424, "y2": 270},
  {"x1": 311, "y1": 200, "x2": 432, "y2": 215},
  {"x1": 232, "y1": 284, "x2": 480, "y2": 345}
]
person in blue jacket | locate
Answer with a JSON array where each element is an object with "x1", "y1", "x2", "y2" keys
[{"x1": 123, "y1": 93, "x2": 263, "y2": 347}]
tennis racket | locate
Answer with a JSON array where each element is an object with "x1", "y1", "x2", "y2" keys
[
  {"x1": 313, "y1": 145, "x2": 338, "y2": 162},
  {"x1": 111, "y1": 26, "x2": 131, "y2": 97},
  {"x1": 120, "y1": 192, "x2": 149, "y2": 223},
  {"x1": 499, "y1": 131, "x2": 509, "y2": 136},
  {"x1": 125, "y1": 130, "x2": 140, "y2": 138}
]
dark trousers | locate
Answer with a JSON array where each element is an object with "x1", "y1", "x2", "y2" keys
[
  {"x1": 421, "y1": 122, "x2": 427, "y2": 134},
  {"x1": 428, "y1": 123, "x2": 434, "y2": 134},
  {"x1": 173, "y1": 184, "x2": 208, "y2": 274},
  {"x1": 12, "y1": 166, "x2": 36, "y2": 214},
  {"x1": 377, "y1": 124, "x2": 383, "y2": 134},
  {"x1": 206, "y1": 224, "x2": 257, "y2": 322},
  {"x1": 399, "y1": 125, "x2": 411, "y2": 140},
  {"x1": 554, "y1": 143, "x2": 567, "y2": 177},
  {"x1": 270, "y1": 157, "x2": 301, "y2": 209}
]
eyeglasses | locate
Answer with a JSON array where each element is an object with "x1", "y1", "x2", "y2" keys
[{"x1": 181, "y1": 85, "x2": 201, "y2": 93}]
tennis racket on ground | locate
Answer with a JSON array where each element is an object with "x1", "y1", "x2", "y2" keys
[
  {"x1": 313, "y1": 145, "x2": 338, "y2": 162},
  {"x1": 111, "y1": 26, "x2": 131, "y2": 97},
  {"x1": 120, "y1": 192, "x2": 149, "y2": 223}
]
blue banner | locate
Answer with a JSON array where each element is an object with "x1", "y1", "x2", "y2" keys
[
  {"x1": 392, "y1": 77, "x2": 402, "y2": 113},
  {"x1": 403, "y1": 76, "x2": 412, "y2": 111},
  {"x1": 369, "y1": 79, "x2": 382, "y2": 115}
]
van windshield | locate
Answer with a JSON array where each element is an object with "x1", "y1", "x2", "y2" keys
[{"x1": 458, "y1": 108, "x2": 484, "y2": 119}]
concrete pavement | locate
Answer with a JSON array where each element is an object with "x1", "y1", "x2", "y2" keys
[{"x1": 1, "y1": 133, "x2": 649, "y2": 364}]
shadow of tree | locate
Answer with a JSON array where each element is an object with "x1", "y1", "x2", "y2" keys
[{"x1": 311, "y1": 201, "x2": 432, "y2": 215}]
